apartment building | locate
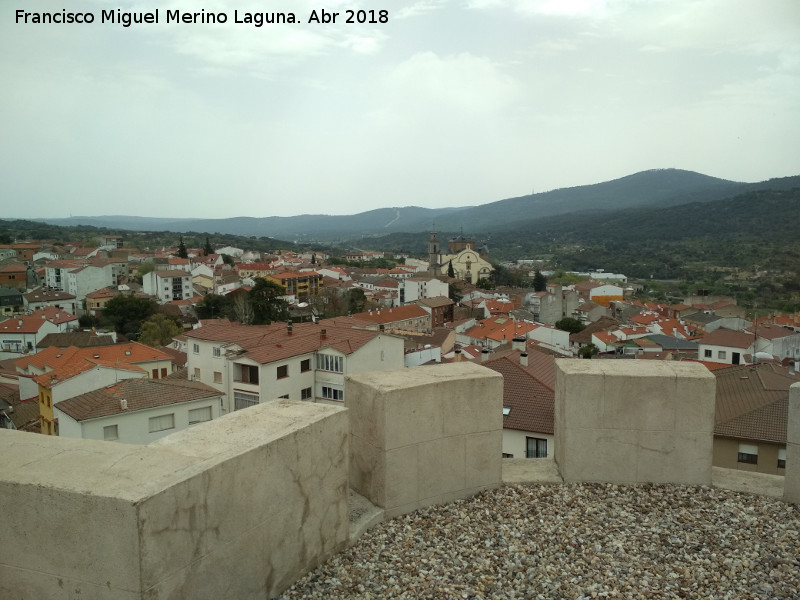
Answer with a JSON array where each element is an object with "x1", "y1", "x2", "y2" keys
[
  {"x1": 143, "y1": 270, "x2": 193, "y2": 303},
  {"x1": 184, "y1": 320, "x2": 404, "y2": 413}
]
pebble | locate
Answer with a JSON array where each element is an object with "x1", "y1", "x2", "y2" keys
[{"x1": 280, "y1": 483, "x2": 800, "y2": 599}]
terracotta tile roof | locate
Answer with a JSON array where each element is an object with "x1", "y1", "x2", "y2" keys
[
  {"x1": 23, "y1": 289, "x2": 76, "y2": 302},
  {"x1": 0, "y1": 263, "x2": 27, "y2": 273},
  {"x1": 185, "y1": 321, "x2": 388, "y2": 364},
  {"x1": 484, "y1": 354, "x2": 554, "y2": 435},
  {"x1": 465, "y1": 317, "x2": 538, "y2": 343},
  {"x1": 38, "y1": 332, "x2": 116, "y2": 348},
  {"x1": 698, "y1": 328, "x2": 754, "y2": 349},
  {"x1": 631, "y1": 312, "x2": 660, "y2": 326},
  {"x1": 85, "y1": 287, "x2": 117, "y2": 300},
  {"x1": 713, "y1": 362, "x2": 794, "y2": 443},
  {"x1": 0, "y1": 307, "x2": 78, "y2": 334},
  {"x1": 156, "y1": 346, "x2": 187, "y2": 367},
  {"x1": 55, "y1": 377, "x2": 222, "y2": 422},
  {"x1": 569, "y1": 316, "x2": 620, "y2": 344},
  {"x1": 417, "y1": 296, "x2": 454, "y2": 309},
  {"x1": 593, "y1": 331, "x2": 618, "y2": 346},
  {"x1": 746, "y1": 323, "x2": 798, "y2": 341},
  {"x1": 15, "y1": 342, "x2": 172, "y2": 379},
  {"x1": 352, "y1": 305, "x2": 428, "y2": 324}
]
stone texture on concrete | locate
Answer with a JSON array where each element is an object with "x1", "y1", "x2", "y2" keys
[
  {"x1": 347, "y1": 362, "x2": 503, "y2": 518},
  {"x1": 784, "y1": 382, "x2": 800, "y2": 503},
  {"x1": 555, "y1": 360, "x2": 716, "y2": 485},
  {"x1": 0, "y1": 400, "x2": 349, "y2": 600}
]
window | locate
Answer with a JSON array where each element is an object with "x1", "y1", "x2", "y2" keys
[
  {"x1": 300, "y1": 359, "x2": 311, "y2": 372},
  {"x1": 502, "y1": 406, "x2": 511, "y2": 416},
  {"x1": 778, "y1": 448, "x2": 786, "y2": 469},
  {"x1": 526, "y1": 437, "x2": 547, "y2": 458},
  {"x1": 316, "y1": 353, "x2": 344, "y2": 373},
  {"x1": 301, "y1": 387, "x2": 312, "y2": 400},
  {"x1": 149, "y1": 413, "x2": 175, "y2": 433},
  {"x1": 718, "y1": 350, "x2": 727, "y2": 360},
  {"x1": 321, "y1": 386, "x2": 344, "y2": 401},
  {"x1": 234, "y1": 391, "x2": 259, "y2": 410},
  {"x1": 278, "y1": 394, "x2": 290, "y2": 399},
  {"x1": 277, "y1": 365, "x2": 288, "y2": 379},
  {"x1": 238, "y1": 364, "x2": 259, "y2": 384},
  {"x1": 193, "y1": 343, "x2": 199, "y2": 354},
  {"x1": 213, "y1": 371, "x2": 222, "y2": 384},
  {"x1": 194, "y1": 367, "x2": 201, "y2": 380},
  {"x1": 737, "y1": 443, "x2": 758, "y2": 465},
  {"x1": 103, "y1": 425, "x2": 119, "y2": 441},
  {"x1": 161, "y1": 368, "x2": 167, "y2": 378},
  {"x1": 704, "y1": 349, "x2": 712, "y2": 358},
  {"x1": 188, "y1": 406, "x2": 212, "y2": 424},
  {"x1": 213, "y1": 346, "x2": 221, "y2": 357},
  {"x1": 502, "y1": 453, "x2": 514, "y2": 458},
  {"x1": 152, "y1": 368, "x2": 159, "y2": 379}
]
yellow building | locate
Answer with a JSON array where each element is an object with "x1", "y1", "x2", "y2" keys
[{"x1": 267, "y1": 271, "x2": 321, "y2": 301}]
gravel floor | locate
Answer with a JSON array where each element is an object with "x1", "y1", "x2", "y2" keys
[{"x1": 280, "y1": 483, "x2": 800, "y2": 599}]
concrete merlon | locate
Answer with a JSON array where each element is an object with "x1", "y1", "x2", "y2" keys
[
  {"x1": 555, "y1": 359, "x2": 715, "y2": 485},
  {"x1": 785, "y1": 383, "x2": 800, "y2": 504},
  {"x1": 0, "y1": 400, "x2": 350, "y2": 600},
  {"x1": 347, "y1": 362, "x2": 503, "y2": 515}
]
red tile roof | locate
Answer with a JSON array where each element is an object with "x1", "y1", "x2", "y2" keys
[
  {"x1": 352, "y1": 305, "x2": 428, "y2": 324},
  {"x1": 465, "y1": 316, "x2": 537, "y2": 344},
  {"x1": 699, "y1": 328, "x2": 755, "y2": 349},
  {"x1": 485, "y1": 353, "x2": 554, "y2": 435},
  {"x1": 55, "y1": 377, "x2": 221, "y2": 421},
  {"x1": 184, "y1": 321, "x2": 388, "y2": 365},
  {"x1": 713, "y1": 363, "x2": 794, "y2": 443}
]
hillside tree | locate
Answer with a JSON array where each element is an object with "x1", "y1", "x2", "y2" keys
[{"x1": 139, "y1": 314, "x2": 183, "y2": 347}]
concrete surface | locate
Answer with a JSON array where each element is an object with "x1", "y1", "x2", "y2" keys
[
  {"x1": 347, "y1": 362, "x2": 504, "y2": 518},
  {"x1": 555, "y1": 360, "x2": 716, "y2": 485}
]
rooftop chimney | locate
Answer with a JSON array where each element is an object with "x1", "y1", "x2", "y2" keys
[
  {"x1": 520, "y1": 352, "x2": 528, "y2": 367},
  {"x1": 481, "y1": 348, "x2": 490, "y2": 363},
  {"x1": 120, "y1": 398, "x2": 128, "y2": 410},
  {"x1": 512, "y1": 337, "x2": 526, "y2": 351},
  {"x1": 454, "y1": 348, "x2": 462, "y2": 362},
  {"x1": 287, "y1": 321, "x2": 293, "y2": 336},
  {"x1": 320, "y1": 328, "x2": 327, "y2": 340}
]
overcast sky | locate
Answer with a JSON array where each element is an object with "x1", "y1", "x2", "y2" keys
[{"x1": 2, "y1": 0, "x2": 798, "y2": 219}]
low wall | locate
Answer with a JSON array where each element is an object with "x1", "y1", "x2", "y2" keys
[
  {"x1": 555, "y1": 360, "x2": 716, "y2": 484},
  {"x1": 347, "y1": 362, "x2": 503, "y2": 518},
  {"x1": 785, "y1": 382, "x2": 800, "y2": 504},
  {"x1": 0, "y1": 400, "x2": 349, "y2": 600}
]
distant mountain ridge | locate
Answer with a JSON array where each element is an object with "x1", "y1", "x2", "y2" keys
[{"x1": 31, "y1": 169, "x2": 800, "y2": 240}]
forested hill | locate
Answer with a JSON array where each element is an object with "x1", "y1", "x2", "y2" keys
[
  {"x1": 31, "y1": 169, "x2": 800, "y2": 240},
  {"x1": 359, "y1": 188, "x2": 800, "y2": 281}
]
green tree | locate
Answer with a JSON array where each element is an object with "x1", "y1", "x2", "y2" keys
[
  {"x1": 220, "y1": 253, "x2": 235, "y2": 266},
  {"x1": 533, "y1": 270, "x2": 547, "y2": 292},
  {"x1": 102, "y1": 295, "x2": 157, "y2": 339},
  {"x1": 138, "y1": 314, "x2": 183, "y2": 347},
  {"x1": 447, "y1": 260, "x2": 455, "y2": 278},
  {"x1": 578, "y1": 343, "x2": 599, "y2": 359},
  {"x1": 476, "y1": 278, "x2": 494, "y2": 290},
  {"x1": 448, "y1": 282, "x2": 463, "y2": 305},
  {"x1": 347, "y1": 288, "x2": 366, "y2": 314},
  {"x1": 177, "y1": 236, "x2": 188, "y2": 259},
  {"x1": 555, "y1": 317, "x2": 585, "y2": 334},
  {"x1": 137, "y1": 261, "x2": 156, "y2": 278},
  {"x1": 203, "y1": 237, "x2": 214, "y2": 256},
  {"x1": 249, "y1": 278, "x2": 289, "y2": 324},
  {"x1": 195, "y1": 294, "x2": 230, "y2": 320}
]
